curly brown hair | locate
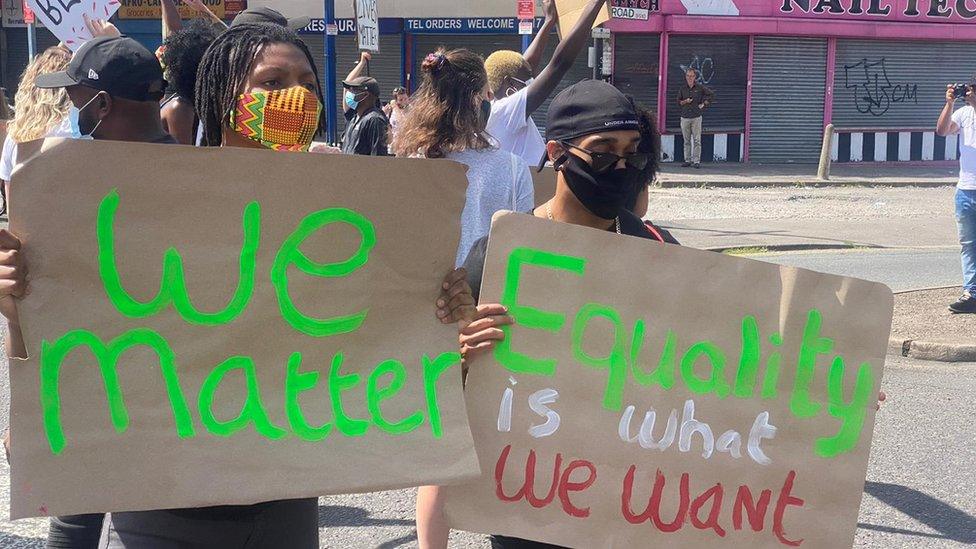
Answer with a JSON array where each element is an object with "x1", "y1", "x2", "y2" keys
[{"x1": 391, "y1": 48, "x2": 493, "y2": 158}]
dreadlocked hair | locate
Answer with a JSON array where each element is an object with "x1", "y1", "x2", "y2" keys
[
  {"x1": 195, "y1": 23, "x2": 325, "y2": 147},
  {"x1": 392, "y1": 48, "x2": 493, "y2": 158}
]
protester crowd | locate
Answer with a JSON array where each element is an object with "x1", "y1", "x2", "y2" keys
[{"x1": 0, "y1": 0, "x2": 910, "y2": 545}]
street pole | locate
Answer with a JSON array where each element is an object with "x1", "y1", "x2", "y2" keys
[
  {"x1": 325, "y1": 0, "x2": 338, "y2": 144},
  {"x1": 27, "y1": 22, "x2": 36, "y2": 59},
  {"x1": 521, "y1": 34, "x2": 530, "y2": 53}
]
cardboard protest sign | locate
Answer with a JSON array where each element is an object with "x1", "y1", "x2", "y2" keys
[
  {"x1": 26, "y1": 0, "x2": 121, "y2": 50},
  {"x1": 554, "y1": 0, "x2": 610, "y2": 39},
  {"x1": 8, "y1": 139, "x2": 479, "y2": 518},
  {"x1": 445, "y1": 212, "x2": 892, "y2": 547},
  {"x1": 354, "y1": 0, "x2": 379, "y2": 52}
]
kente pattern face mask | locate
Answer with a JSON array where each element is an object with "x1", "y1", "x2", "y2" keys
[{"x1": 230, "y1": 86, "x2": 322, "y2": 152}]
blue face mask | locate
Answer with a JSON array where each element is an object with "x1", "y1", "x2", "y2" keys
[
  {"x1": 344, "y1": 90, "x2": 363, "y2": 110},
  {"x1": 68, "y1": 94, "x2": 102, "y2": 140}
]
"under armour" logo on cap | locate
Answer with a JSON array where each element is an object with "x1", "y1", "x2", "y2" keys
[{"x1": 88, "y1": 69, "x2": 99, "y2": 80}]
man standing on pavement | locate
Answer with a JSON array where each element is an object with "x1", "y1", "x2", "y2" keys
[
  {"x1": 937, "y1": 81, "x2": 976, "y2": 313},
  {"x1": 341, "y1": 52, "x2": 389, "y2": 156},
  {"x1": 676, "y1": 67, "x2": 714, "y2": 168}
]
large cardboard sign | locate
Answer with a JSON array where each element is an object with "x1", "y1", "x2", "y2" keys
[
  {"x1": 554, "y1": 0, "x2": 610, "y2": 38},
  {"x1": 26, "y1": 0, "x2": 121, "y2": 50},
  {"x1": 7, "y1": 139, "x2": 479, "y2": 518},
  {"x1": 445, "y1": 212, "x2": 892, "y2": 547}
]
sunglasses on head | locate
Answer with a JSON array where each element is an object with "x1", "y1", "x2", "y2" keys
[{"x1": 559, "y1": 142, "x2": 651, "y2": 174}]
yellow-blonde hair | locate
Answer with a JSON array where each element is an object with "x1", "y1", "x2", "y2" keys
[
  {"x1": 485, "y1": 50, "x2": 530, "y2": 94},
  {"x1": 8, "y1": 45, "x2": 72, "y2": 143}
]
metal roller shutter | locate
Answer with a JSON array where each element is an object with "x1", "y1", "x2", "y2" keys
[
  {"x1": 833, "y1": 39, "x2": 976, "y2": 130},
  {"x1": 527, "y1": 35, "x2": 595, "y2": 132},
  {"x1": 665, "y1": 35, "x2": 747, "y2": 133},
  {"x1": 612, "y1": 33, "x2": 660, "y2": 115},
  {"x1": 302, "y1": 33, "x2": 403, "y2": 133},
  {"x1": 749, "y1": 36, "x2": 827, "y2": 163},
  {"x1": 2, "y1": 28, "x2": 60, "y2": 101}
]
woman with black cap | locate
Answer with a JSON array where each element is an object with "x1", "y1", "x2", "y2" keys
[{"x1": 416, "y1": 79, "x2": 678, "y2": 549}]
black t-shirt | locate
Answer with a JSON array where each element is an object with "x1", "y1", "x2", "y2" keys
[
  {"x1": 463, "y1": 209, "x2": 679, "y2": 301},
  {"x1": 341, "y1": 107, "x2": 389, "y2": 156},
  {"x1": 465, "y1": 211, "x2": 677, "y2": 549}
]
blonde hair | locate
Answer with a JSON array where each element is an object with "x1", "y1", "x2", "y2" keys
[
  {"x1": 8, "y1": 45, "x2": 72, "y2": 143},
  {"x1": 485, "y1": 50, "x2": 530, "y2": 94}
]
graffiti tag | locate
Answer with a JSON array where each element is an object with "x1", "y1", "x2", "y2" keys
[
  {"x1": 679, "y1": 55, "x2": 715, "y2": 85},
  {"x1": 843, "y1": 58, "x2": 918, "y2": 117}
]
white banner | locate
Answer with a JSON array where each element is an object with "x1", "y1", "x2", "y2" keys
[{"x1": 26, "y1": 0, "x2": 120, "y2": 50}]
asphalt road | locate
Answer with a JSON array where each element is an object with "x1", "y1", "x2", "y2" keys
[{"x1": 753, "y1": 248, "x2": 962, "y2": 293}]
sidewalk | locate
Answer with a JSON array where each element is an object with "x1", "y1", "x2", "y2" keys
[
  {"x1": 662, "y1": 217, "x2": 957, "y2": 251},
  {"x1": 657, "y1": 162, "x2": 958, "y2": 188},
  {"x1": 889, "y1": 287, "x2": 976, "y2": 362}
]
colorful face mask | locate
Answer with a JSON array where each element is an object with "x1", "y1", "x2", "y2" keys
[{"x1": 230, "y1": 86, "x2": 322, "y2": 151}]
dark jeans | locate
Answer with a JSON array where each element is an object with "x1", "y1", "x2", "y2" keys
[
  {"x1": 46, "y1": 514, "x2": 105, "y2": 549},
  {"x1": 100, "y1": 498, "x2": 318, "y2": 549}
]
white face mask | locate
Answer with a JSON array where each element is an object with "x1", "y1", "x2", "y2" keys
[
  {"x1": 505, "y1": 76, "x2": 534, "y2": 98},
  {"x1": 67, "y1": 94, "x2": 102, "y2": 140}
]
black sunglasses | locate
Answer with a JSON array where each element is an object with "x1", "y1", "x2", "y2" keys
[{"x1": 559, "y1": 142, "x2": 651, "y2": 174}]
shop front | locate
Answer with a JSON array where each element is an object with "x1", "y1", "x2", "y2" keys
[{"x1": 606, "y1": 0, "x2": 976, "y2": 163}]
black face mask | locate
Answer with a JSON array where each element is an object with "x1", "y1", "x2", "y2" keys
[
  {"x1": 479, "y1": 99, "x2": 492, "y2": 129},
  {"x1": 561, "y1": 153, "x2": 643, "y2": 220}
]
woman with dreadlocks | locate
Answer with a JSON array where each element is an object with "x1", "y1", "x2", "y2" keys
[{"x1": 93, "y1": 23, "x2": 476, "y2": 548}]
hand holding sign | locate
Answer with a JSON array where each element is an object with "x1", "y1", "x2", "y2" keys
[
  {"x1": 28, "y1": 0, "x2": 122, "y2": 50},
  {"x1": 83, "y1": 14, "x2": 120, "y2": 39}
]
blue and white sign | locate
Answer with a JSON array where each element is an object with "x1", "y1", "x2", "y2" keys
[{"x1": 404, "y1": 17, "x2": 546, "y2": 34}]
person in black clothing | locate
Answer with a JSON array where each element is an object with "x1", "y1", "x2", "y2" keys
[
  {"x1": 417, "y1": 80, "x2": 677, "y2": 549},
  {"x1": 341, "y1": 52, "x2": 389, "y2": 156},
  {"x1": 676, "y1": 68, "x2": 715, "y2": 168}
]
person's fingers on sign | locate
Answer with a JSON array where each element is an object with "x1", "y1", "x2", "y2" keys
[
  {"x1": 83, "y1": 15, "x2": 121, "y2": 39},
  {"x1": 436, "y1": 268, "x2": 476, "y2": 325},
  {"x1": 0, "y1": 228, "x2": 28, "y2": 301},
  {"x1": 459, "y1": 304, "x2": 513, "y2": 361}
]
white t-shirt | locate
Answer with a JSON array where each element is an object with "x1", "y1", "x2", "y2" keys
[
  {"x1": 448, "y1": 147, "x2": 535, "y2": 266},
  {"x1": 0, "y1": 135, "x2": 15, "y2": 182},
  {"x1": 486, "y1": 87, "x2": 546, "y2": 167},
  {"x1": 952, "y1": 105, "x2": 976, "y2": 190}
]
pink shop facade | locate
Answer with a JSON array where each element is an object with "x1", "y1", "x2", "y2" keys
[{"x1": 606, "y1": 0, "x2": 976, "y2": 163}]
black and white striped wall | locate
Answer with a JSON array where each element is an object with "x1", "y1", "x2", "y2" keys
[
  {"x1": 661, "y1": 133, "x2": 744, "y2": 163},
  {"x1": 832, "y1": 131, "x2": 960, "y2": 162}
]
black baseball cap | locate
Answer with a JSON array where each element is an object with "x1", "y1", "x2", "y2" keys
[
  {"x1": 343, "y1": 76, "x2": 380, "y2": 98},
  {"x1": 231, "y1": 7, "x2": 310, "y2": 30},
  {"x1": 539, "y1": 79, "x2": 640, "y2": 170},
  {"x1": 35, "y1": 36, "x2": 165, "y2": 101}
]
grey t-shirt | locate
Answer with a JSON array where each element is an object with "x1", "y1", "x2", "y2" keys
[{"x1": 448, "y1": 147, "x2": 535, "y2": 266}]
